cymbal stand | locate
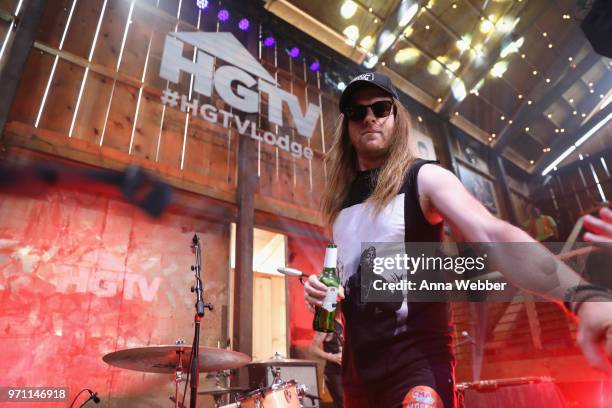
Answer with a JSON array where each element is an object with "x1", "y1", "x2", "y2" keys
[
  {"x1": 174, "y1": 343, "x2": 185, "y2": 408},
  {"x1": 189, "y1": 234, "x2": 214, "y2": 408}
]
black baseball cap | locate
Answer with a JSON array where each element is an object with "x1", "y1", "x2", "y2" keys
[{"x1": 339, "y1": 72, "x2": 399, "y2": 112}]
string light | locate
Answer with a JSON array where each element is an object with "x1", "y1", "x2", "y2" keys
[
  {"x1": 340, "y1": 1, "x2": 358, "y2": 19},
  {"x1": 480, "y1": 19, "x2": 494, "y2": 33},
  {"x1": 263, "y1": 36, "x2": 275, "y2": 48},
  {"x1": 288, "y1": 47, "x2": 300, "y2": 58},
  {"x1": 238, "y1": 18, "x2": 250, "y2": 31},
  {"x1": 217, "y1": 9, "x2": 229, "y2": 22}
]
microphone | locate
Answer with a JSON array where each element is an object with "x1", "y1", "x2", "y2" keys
[
  {"x1": 89, "y1": 391, "x2": 100, "y2": 404},
  {"x1": 77, "y1": 390, "x2": 100, "y2": 407},
  {"x1": 276, "y1": 267, "x2": 305, "y2": 277},
  {"x1": 277, "y1": 267, "x2": 311, "y2": 285}
]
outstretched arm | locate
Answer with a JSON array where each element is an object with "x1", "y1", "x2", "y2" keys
[{"x1": 418, "y1": 164, "x2": 612, "y2": 371}]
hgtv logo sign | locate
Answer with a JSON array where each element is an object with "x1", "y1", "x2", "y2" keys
[{"x1": 159, "y1": 32, "x2": 320, "y2": 159}]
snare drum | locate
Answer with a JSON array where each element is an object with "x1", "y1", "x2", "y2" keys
[{"x1": 238, "y1": 380, "x2": 301, "y2": 408}]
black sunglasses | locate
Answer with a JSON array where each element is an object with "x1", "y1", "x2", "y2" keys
[{"x1": 344, "y1": 100, "x2": 394, "y2": 122}]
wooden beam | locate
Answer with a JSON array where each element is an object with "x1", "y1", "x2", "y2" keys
[
  {"x1": 439, "y1": 0, "x2": 537, "y2": 115},
  {"x1": 2, "y1": 121, "x2": 237, "y2": 202},
  {"x1": 232, "y1": 127, "x2": 258, "y2": 359},
  {"x1": 4, "y1": 120, "x2": 328, "y2": 225},
  {"x1": 532, "y1": 102, "x2": 612, "y2": 175},
  {"x1": 254, "y1": 210, "x2": 328, "y2": 242},
  {"x1": 0, "y1": 0, "x2": 48, "y2": 139},
  {"x1": 264, "y1": 0, "x2": 367, "y2": 64},
  {"x1": 494, "y1": 50, "x2": 600, "y2": 153},
  {"x1": 441, "y1": 121, "x2": 459, "y2": 175},
  {"x1": 523, "y1": 297, "x2": 543, "y2": 350},
  {"x1": 492, "y1": 155, "x2": 519, "y2": 225}
]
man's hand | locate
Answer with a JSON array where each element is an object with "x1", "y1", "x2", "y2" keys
[
  {"x1": 584, "y1": 207, "x2": 612, "y2": 252},
  {"x1": 328, "y1": 352, "x2": 342, "y2": 365},
  {"x1": 576, "y1": 301, "x2": 612, "y2": 372},
  {"x1": 304, "y1": 275, "x2": 344, "y2": 311}
]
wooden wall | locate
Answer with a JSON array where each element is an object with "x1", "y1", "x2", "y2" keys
[
  {"x1": 533, "y1": 150, "x2": 612, "y2": 238},
  {"x1": 0, "y1": 183, "x2": 231, "y2": 407},
  {"x1": 1, "y1": 0, "x2": 340, "y2": 226}
]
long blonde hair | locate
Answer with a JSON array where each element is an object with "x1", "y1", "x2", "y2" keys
[{"x1": 321, "y1": 98, "x2": 416, "y2": 225}]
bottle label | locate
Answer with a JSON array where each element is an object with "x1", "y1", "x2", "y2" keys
[
  {"x1": 322, "y1": 287, "x2": 338, "y2": 312},
  {"x1": 324, "y1": 246, "x2": 337, "y2": 269}
]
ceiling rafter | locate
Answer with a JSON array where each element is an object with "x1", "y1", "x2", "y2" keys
[
  {"x1": 438, "y1": 0, "x2": 546, "y2": 116},
  {"x1": 437, "y1": 0, "x2": 524, "y2": 114},
  {"x1": 532, "y1": 102, "x2": 612, "y2": 175},
  {"x1": 494, "y1": 49, "x2": 600, "y2": 153}
]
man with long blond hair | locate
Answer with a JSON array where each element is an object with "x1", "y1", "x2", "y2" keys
[{"x1": 304, "y1": 73, "x2": 612, "y2": 408}]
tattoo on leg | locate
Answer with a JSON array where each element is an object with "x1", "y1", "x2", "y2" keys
[{"x1": 402, "y1": 385, "x2": 443, "y2": 408}]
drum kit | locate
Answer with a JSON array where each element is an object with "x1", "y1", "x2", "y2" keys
[
  {"x1": 102, "y1": 345, "x2": 314, "y2": 407},
  {"x1": 101, "y1": 234, "x2": 316, "y2": 407}
]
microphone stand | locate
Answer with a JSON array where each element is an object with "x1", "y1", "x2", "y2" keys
[{"x1": 189, "y1": 234, "x2": 213, "y2": 408}]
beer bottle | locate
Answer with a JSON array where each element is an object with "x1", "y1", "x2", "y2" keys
[{"x1": 313, "y1": 244, "x2": 339, "y2": 333}]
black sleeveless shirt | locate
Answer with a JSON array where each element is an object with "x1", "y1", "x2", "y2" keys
[{"x1": 332, "y1": 159, "x2": 453, "y2": 384}]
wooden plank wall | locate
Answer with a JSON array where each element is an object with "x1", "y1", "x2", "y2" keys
[
  {"x1": 450, "y1": 300, "x2": 610, "y2": 384},
  {"x1": 3, "y1": 0, "x2": 339, "y2": 225}
]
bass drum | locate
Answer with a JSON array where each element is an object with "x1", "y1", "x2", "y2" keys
[{"x1": 238, "y1": 380, "x2": 301, "y2": 408}]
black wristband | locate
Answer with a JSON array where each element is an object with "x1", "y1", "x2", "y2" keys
[{"x1": 563, "y1": 284, "x2": 612, "y2": 315}]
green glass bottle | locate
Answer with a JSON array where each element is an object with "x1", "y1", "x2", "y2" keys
[{"x1": 313, "y1": 244, "x2": 339, "y2": 333}]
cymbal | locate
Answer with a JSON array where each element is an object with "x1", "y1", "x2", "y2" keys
[
  {"x1": 103, "y1": 345, "x2": 251, "y2": 374},
  {"x1": 197, "y1": 387, "x2": 248, "y2": 396}
]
